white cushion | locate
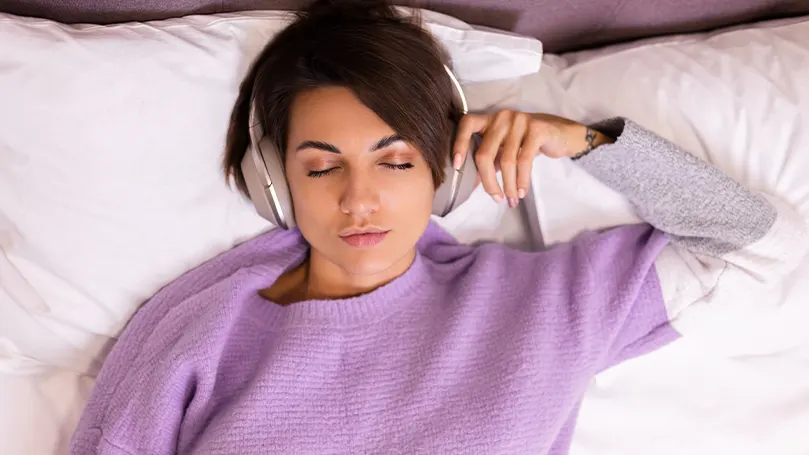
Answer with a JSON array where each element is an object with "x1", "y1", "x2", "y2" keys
[{"x1": 0, "y1": 9, "x2": 543, "y2": 375}]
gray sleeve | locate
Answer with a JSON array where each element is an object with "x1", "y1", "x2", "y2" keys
[
  {"x1": 574, "y1": 118, "x2": 778, "y2": 257},
  {"x1": 574, "y1": 117, "x2": 808, "y2": 341}
]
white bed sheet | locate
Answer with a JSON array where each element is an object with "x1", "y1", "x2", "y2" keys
[{"x1": 0, "y1": 366, "x2": 94, "y2": 455}]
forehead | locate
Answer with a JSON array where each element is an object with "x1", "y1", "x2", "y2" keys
[{"x1": 287, "y1": 86, "x2": 396, "y2": 141}]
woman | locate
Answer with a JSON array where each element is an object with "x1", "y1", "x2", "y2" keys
[{"x1": 70, "y1": 1, "x2": 806, "y2": 454}]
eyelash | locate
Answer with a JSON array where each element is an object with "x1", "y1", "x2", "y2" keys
[
  {"x1": 307, "y1": 163, "x2": 413, "y2": 178},
  {"x1": 384, "y1": 163, "x2": 414, "y2": 171},
  {"x1": 307, "y1": 169, "x2": 335, "y2": 178}
]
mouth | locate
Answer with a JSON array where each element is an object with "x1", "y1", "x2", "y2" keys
[{"x1": 339, "y1": 228, "x2": 390, "y2": 248}]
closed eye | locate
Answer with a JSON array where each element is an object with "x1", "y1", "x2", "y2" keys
[
  {"x1": 307, "y1": 163, "x2": 412, "y2": 178},
  {"x1": 307, "y1": 168, "x2": 337, "y2": 178},
  {"x1": 383, "y1": 163, "x2": 413, "y2": 171}
]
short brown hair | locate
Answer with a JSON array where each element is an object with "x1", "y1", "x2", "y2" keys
[{"x1": 223, "y1": 0, "x2": 458, "y2": 196}]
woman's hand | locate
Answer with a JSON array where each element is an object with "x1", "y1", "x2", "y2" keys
[{"x1": 453, "y1": 110, "x2": 614, "y2": 207}]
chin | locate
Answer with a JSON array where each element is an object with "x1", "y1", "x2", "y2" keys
[
  {"x1": 330, "y1": 241, "x2": 416, "y2": 277},
  {"x1": 336, "y1": 254, "x2": 401, "y2": 277}
]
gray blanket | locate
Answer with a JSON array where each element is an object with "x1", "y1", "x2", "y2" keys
[{"x1": 2, "y1": 0, "x2": 808, "y2": 52}]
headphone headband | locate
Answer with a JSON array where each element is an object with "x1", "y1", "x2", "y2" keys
[{"x1": 443, "y1": 65, "x2": 468, "y2": 115}]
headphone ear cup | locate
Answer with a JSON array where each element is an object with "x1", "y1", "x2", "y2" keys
[
  {"x1": 432, "y1": 133, "x2": 479, "y2": 217},
  {"x1": 240, "y1": 137, "x2": 296, "y2": 229}
]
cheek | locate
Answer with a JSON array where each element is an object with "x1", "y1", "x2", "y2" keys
[
  {"x1": 286, "y1": 172, "x2": 332, "y2": 220},
  {"x1": 383, "y1": 172, "x2": 434, "y2": 214}
]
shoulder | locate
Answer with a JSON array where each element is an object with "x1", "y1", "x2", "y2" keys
[
  {"x1": 420, "y1": 222, "x2": 668, "y2": 291},
  {"x1": 417, "y1": 221, "x2": 585, "y2": 294},
  {"x1": 146, "y1": 227, "x2": 305, "y2": 309},
  {"x1": 152, "y1": 227, "x2": 306, "y2": 306},
  {"x1": 109, "y1": 227, "x2": 307, "y2": 362}
]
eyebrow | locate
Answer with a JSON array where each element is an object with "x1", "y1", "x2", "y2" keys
[
  {"x1": 295, "y1": 140, "x2": 340, "y2": 154},
  {"x1": 294, "y1": 134, "x2": 403, "y2": 154},
  {"x1": 371, "y1": 134, "x2": 403, "y2": 151}
]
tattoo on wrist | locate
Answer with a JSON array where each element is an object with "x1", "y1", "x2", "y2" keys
[{"x1": 572, "y1": 127, "x2": 598, "y2": 160}]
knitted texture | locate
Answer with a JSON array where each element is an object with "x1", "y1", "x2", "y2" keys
[{"x1": 70, "y1": 221, "x2": 676, "y2": 455}]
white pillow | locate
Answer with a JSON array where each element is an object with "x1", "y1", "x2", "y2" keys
[
  {"x1": 526, "y1": 16, "x2": 809, "y2": 353},
  {"x1": 0, "y1": 9, "x2": 542, "y2": 375}
]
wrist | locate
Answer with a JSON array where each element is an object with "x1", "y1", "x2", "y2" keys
[{"x1": 566, "y1": 124, "x2": 614, "y2": 159}]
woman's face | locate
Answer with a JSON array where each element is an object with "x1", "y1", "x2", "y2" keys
[{"x1": 285, "y1": 86, "x2": 435, "y2": 277}]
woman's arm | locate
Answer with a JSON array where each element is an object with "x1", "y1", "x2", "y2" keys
[
  {"x1": 453, "y1": 109, "x2": 808, "y2": 365},
  {"x1": 69, "y1": 291, "x2": 198, "y2": 455},
  {"x1": 572, "y1": 118, "x2": 807, "y2": 286},
  {"x1": 560, "y1": 117, "x2": 808, "y2": 364},
  {"x1": 455, "y1": 110, "x2": 806, "y2": 285},
  {"x1": 455, "y1": 111, "x2": 807, "y2": 364},
  {"x1": 68, "y1": 240, "x2": 259, "y2": 454}
]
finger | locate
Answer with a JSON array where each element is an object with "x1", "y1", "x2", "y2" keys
[
  {"x1": 501, "y1": 113, "x2": 528, "y2": 207},
  {"x1": 474, "y1": 158, "x2": 499, "y2": 187},
  {"x1": 517, "y1": 119, "x2": 549, "y2": 198},
  {"x1": 516, "y1": 147, "x2": 535, "y2": 200},
  {"x1": 475, "y1": 110, "x2": 513, "y2": 201},
  {"x1": 453, "y1": 114, "x2": 489, "y2": 170}
]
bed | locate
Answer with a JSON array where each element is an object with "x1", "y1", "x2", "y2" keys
[{"x1": 1, "y1": 1, "x2": 809, "y2": 454}]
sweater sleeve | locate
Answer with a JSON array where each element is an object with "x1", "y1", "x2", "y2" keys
[
  {"x1": 68, "y1": 267, "x2": 253, "y2": 455},
  {"x1": 574, "y1": 118, "x2": 808, "y2": 363},
  {"x1": 68, "y1": 285, "x2": 200, "y2": 455},
  {"x1": 68, "y1": 227, "x2": 300, "y2": 454}
]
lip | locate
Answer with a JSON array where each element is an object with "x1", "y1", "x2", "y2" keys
[
  {"x1": 339, "y1": 228, "x2": 390, "y2": 248},
  {"x1": 339, "y1": 226, "x2": 388, "y2": 236}
]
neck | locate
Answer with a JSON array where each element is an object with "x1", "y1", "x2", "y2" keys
[{"x1": 304, "y1": 248, "x2": 416, "y2": 300}]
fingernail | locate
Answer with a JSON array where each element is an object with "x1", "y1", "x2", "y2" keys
[
  {"x1": 508, "y1": 197, "x2": 518, "y2": 208},
  {"x1": 517, "y1": 188, "x2": 526, "y2": 199},
  {"x1": 492, "y1": 194, "x2": 504, "y2": 205},
  {"x1": 452, "y1": 153, "x2": 463, "y2": 170}
]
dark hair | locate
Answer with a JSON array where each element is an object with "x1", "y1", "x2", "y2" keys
[{"x1": 223, "y1": 0, "x2": 458, "y2": 195}]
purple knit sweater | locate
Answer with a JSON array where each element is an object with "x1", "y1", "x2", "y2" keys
[{"x1": 71, "y1": 119, "x2": 801, "y2": 454}]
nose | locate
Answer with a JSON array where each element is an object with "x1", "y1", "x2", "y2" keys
[{"x1": 339, "y1": 168, "x2": 381, "y2": 217}]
